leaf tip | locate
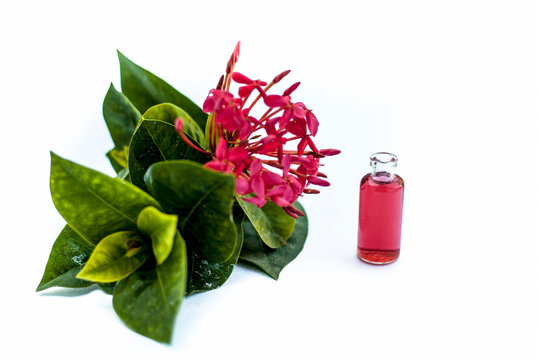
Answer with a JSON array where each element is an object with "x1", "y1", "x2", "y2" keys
[{"x1": 35, "y1": 282, "x2": 46, "y2": 292}]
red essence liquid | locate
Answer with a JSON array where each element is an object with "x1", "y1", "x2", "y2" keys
[{"x1": 357, "y1": 173, "x2": 404, "y2": 264}]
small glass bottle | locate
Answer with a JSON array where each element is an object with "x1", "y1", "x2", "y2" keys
[{"x1": 357, "y1": 152, "x2": 404, "y2": 265}]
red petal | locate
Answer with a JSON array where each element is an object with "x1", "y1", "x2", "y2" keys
[
  {"x1": 319, "y1": 148, "x2": 341, "y2": 156},
  {"x1": 250, "y1": 158, "x2": 262, "y2": 174},
  {"x1": 262, "y1": 171, "x2": 284, "y2": 186},
  {"x1": 283, "y1": 82, "x2": 300, "y2": 96},
  {"x1": 228, "y1": 146, "x2": 249, "y2": 163},
  {"x1": 232, "y1": 72, "x2": 252, "y2": 84},
  {"x1": 307, "y1": 136, "x2": 319, "y2": 152},
  {"x1": 235, "y1": 177, "x2": 251, "y2": 195},
  {"x1": 293, "y1": 103, "x2": 307, "y2": 118},
  {"x1": 272, "y1": 70, "x2": 291, "y2": 84},
  {"x1": 251, "y1": 176, "x2": 265, "y2": 197},
  {"x1": 306, "y1": 112, "x2": 319, "y2": 136},
  {"x1": 287, "y1": 175, "x2": 303, "y2": 195},
  {"x1": 242, "y1": 196, "x2": 267, "y2": 208},
  {"x1": 259, "y1": 142, "x2": 281, "y2": 154},
  {"x1": 205, "y1": 160, "x2": 231, "y2": 173},
  {"x1": 264, "y1": 94, "x2": 290, "y2": 108},
  {"x1": 260, "y1": 134, "x2": 277, "y2": 144},
  {"x1": 216, "y1": 137, "x2": 228, "y2": 160},
  {"x1": 297, "y1": 137, "x2": 308, "y2": 155},
  {"x1": 282, "y1": 154, "x2": 292, "y2": 175},
  {"x1": 238, "y1": 121, "x2": 252, "y2": 140},
  {"x1": 203, "y1": 95, "x2": 217, "y2": 113},
  {"x1": 233, "y1": 41, "x2": 241, "y2": 62},
  {"x1": 285, "y1": 205, "x2": 305, "y2": 217},
  {"x1": 270, "y1": 196, "x2": 291, "y2": 208},
  {"x1": 307, "y1": 175, "x2": 330, "y2": 187},
  {"x1": 279, "y1": 108, "x2": 293, "y2": 128},
  {"x1": 286, "y1": 121, "x2": 306, "y2": 137},
  {"x1": 238, "y1": 85, "x2": 256, "y2": 98}
]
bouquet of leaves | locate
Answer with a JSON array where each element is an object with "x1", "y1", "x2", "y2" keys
[{"x1": 37, "y1": 42, "x2": 339, "y2": 343}]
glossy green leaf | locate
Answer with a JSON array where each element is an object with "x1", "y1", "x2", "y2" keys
[
  {"x1": 106, "y1": 146, "x2": 129, "y2": 173},
  {"x1": 113, "y1": 232, "x2": 187, "y2": 343},
  {"x1": 137, "y1": 206, "x2": 178, "y2": 265},
  {"x1": 117, "y1": 168, "x2": 130, "y2": 182},
  {"x1": 99, "y1": 283, "x2": 116, "y2": 295},
  {"x1": 37, "y1": 225, "x2": 94, "y2": 291},
  {"x1": 117, "y1": 50, "x2": 207, "y2": 131},
  {"x1": 76, "y1": 231, "x2": 148, "y2": 283},
  {"x1": 204, "y1": 113, "x2": 215, "y2": 152},
  {"x1": 50, "y1": 152, "x2": 161, "y2": 243},
  {"x1": 37, "y1": 225, "x2": 116, "y2": 294},
  {"x1": 128, "y1": 119, "x2": 210, "y2": 190},
  {"x1": 187, "y1": 207, "x2": 244, "y2": 294},
  {"x1": 102, "y1": 83, "x2": 141, "y2": 149},
  {"x1": 239, "y1": 202, "x2": 308, "y2": 280},
  {"x1": 144, "y1": 160, "x2": 237, "y2": 263},
  {"x1": 236, "y1": 196, "x2": 296, "y2": 249},
  {"x1": 143, "y1": 103, "x2": 207, "y2": 150}
]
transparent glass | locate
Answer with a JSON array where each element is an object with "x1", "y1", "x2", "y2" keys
[{"x1": 357, "y1": 152, "x2": 404, "y2": 264}]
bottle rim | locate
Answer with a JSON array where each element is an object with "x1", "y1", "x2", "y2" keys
[{"x1": 370, "y1": 152, "x2": 398, "y2": 166}]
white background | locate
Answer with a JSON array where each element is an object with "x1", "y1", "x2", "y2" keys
[{"x1": 0, "y1": 0, "x2": 539, "y2": 359}]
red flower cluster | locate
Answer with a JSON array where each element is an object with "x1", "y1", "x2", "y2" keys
[{"x1": 175, "y1": 42, "x2": 340, "y2": 218}]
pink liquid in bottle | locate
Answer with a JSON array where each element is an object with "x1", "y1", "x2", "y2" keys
[{"x1": 357, "y1": 152, "x2": 404, "y2": 265}]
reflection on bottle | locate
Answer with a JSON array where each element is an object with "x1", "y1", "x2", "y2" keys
[{"x1": 357, "y1": 152, "x2": 404, "y2": 265}]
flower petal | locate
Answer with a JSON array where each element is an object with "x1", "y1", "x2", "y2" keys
[
  {"x1": 232, "y1": 72, "x2": 252, "y2": 84},
  {"x1": 216, "y1": 137, "x2": 228, "y2": 160},
  {"x1": 270, "y1": 195, "x2": 291, "y2": 208},
  {"x1": 242, "y1": 196, "x2": 267, "y2": 208},
  {"x1": 228, "y1": 146, "x2": 249, "y2": 163},
  {"x1": 306, "y1": 112, "x2": 319, "y2": 136},
  {"x1": 262, "y1": 171, "x2": 284, "y2": 187},
  {"x1": 251, "y1": 175, "x2": 265, "y2": 198},
  {"x1": 293, "y1": 102, "x2": 307, "y2": 118},
  {"x1": 264, "y1": 94, "x2": 290, "y2": 108},
  {"x1": 235, "y1": 176, "x2": 251, "y2": 195},
  {"x1": 307, "y1": 175, "x2": 330, "y2": 187},
  {"x1": 250, "y1": 158, "x2": 262, "y2": 174},
  {"x1": 283, "y1": 82, "x2": 300, "y2": 96},
  {"x1": 319, "y1": 148, "x2": 341, "y2": 156}
]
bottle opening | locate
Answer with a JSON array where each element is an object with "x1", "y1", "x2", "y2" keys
[
  {"x1": 370, "y1": 152, "x2": 398, "y2": 165},
  {"x1": 370, "y1": 152, "x2": 398, "y2": 182}
]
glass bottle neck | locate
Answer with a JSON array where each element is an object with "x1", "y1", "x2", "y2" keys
[{"x1": 370, "y1": 152, "x2": 398, "y2": 183}]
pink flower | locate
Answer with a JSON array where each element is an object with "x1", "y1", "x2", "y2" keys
[{"x1": 175, "y1": 42, "x2": 340, "y2": 217}]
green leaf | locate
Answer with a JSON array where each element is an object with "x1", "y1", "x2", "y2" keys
[
  {"x1": 204, "y1": 113, "x2": 215, "y2": 152},
  {"x1": 239, "y1": 202, "x2": 308, "y2": 280},
  {"x1": 102, "y1": 83, "x2": 141, "y2": 149},
  {"x1": 106, "y1": 146, "x2": 129, "y2": 173},
  {"x1": 37, "y1": 225, "x2": 117, "y2": 293},
  {"x1": 99, "y1": 283, "x2": 116, "y2": 295},
  {"x1": 137, "y1": 206, "x2": 178, "y2": 265},
  {"x1": 236, "y1": 196, "x2": 296, "y2": 249},
  {"x1": 113, "y1": 232, "x2": 187, "y2": 343},
  {"x1": 76, "y1": 231, "x2": 149, "y2": 283},
  {"x1": 128, "y1": 119, "x2": 210, "y2": 190},
  {"x1": 50, "y1": 152, "x2": 161, "y2": 243},
  {"x1": 117, "y1": 168, "x2": 130, "y2": 182},
  {"x1": 117, "y1": 50, "x2": 207, "y2": 131},
  {"x1": 187, "y1": 206, "x2": 244, "y2": 294},
  {"x1": 143, "y1": 103, "x2": 207, "y2": 150},
  {"x1": 37, "y1": 225, "x2": 94, "y2": 291},
  {"x1": 144, "y1": 160, "x2": 236, "y2": 263}
]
